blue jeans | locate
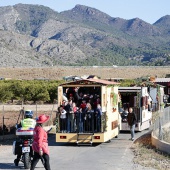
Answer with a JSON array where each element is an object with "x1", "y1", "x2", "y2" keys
[
  {"x1": 130, "y1": 124, "x2": 135, "y2": 139},
  {"x1": 79, "y1": 122, "x2": 83, "y2": 133},
  {"x1": 67, "y1": 114, "x2": 72, "y2": 132}
]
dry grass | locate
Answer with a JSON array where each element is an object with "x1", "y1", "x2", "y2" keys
[
  {"x1": 132, "y1": 132, "x2": 170, "y2": 170},
  {"x1": 0, "y1": 66, "x2": 169, "y2": 80},
  {"x1": 132, "y1": 111, "x2": 170, "y2": 170},
  {"x1": 163, "y1": 128, "x2": 170, "y2": 143}
]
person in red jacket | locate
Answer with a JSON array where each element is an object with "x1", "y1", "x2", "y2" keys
[{"x1": 30, "y1": 114, "x2": 51, "y2": 170}]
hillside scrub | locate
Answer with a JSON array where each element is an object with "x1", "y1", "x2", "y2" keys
[{"x1": 1, "y1": 4, "x2": 170, "y2": 66}]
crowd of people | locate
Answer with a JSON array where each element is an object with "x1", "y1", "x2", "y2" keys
[{"x1": 57, "y1": 87, "x2": 103, "y2": 133}]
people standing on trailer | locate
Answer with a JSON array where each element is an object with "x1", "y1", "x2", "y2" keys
[
  {"x1": 127, "y1": 107, "x2": 137, "y2": 141},
  {"x1": 95, "y1": 104, "x2": 102, "y2": 132},
  {"x1": 80, "y1": 99, "x2": 87, "y2": 112},
  {"x1": 59, "y1": 106, "x2": 67, "y2": 133},
  {"x1": 65, "y1": 87, "x2": 75, "y2": 102},
  {"x1": 93, "y1": 97, "x2": 101, "y2": 110},
  {"x1": 68, "y1": 99, "x2": 75, "y2": 132},
  {"x1": 74, "y1": 87, "x2": 84, "y2": 107},
  {"x1": 77, "y1": 108, "x2": 84, "y2": 133},
  {"x1": 84, "y1": 103, "x2": 93, "y2": 132},
  {"x1": 88, "y1": 94, "x2": 94, "y2": 108},
  {"x1": 77, "y1": 99, "x2": 86, "y2": 132},
  {"x1": 65, "y1": 99, "x2": 73, "y2": 133},
  {"x1": 72, "y1": 102, "x2": 77, "y2": 132},
  {"x1": 93, "y1": 97, "x2": 101, "y2": 130}
]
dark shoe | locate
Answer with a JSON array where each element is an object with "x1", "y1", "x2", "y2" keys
[{"x1": 14, "y1": 159, "x2": 19, "y2": 166}]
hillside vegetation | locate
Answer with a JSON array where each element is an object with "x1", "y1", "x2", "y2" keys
[{"x1": 0, "y1": 4, "x2": 170, "y2": 66}]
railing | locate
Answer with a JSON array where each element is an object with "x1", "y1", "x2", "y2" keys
[
  {"x1": 56, "y1": 111, "x2": 107, "y2": 133},
  {"x1": 152, "y1": 106, "x2": 170, "y2": 143},
  {"x1": 0, "y1": 104, "x2": 56, "y2": 137}
]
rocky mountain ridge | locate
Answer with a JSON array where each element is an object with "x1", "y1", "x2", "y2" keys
[{"x1": 0, "y1": 4, "x2": 170, "y2": 66}]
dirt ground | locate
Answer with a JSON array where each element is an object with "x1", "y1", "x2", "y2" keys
[
  {"x1": 0, "y1": 66, "x2": 169, "y2": 80},
  {"x1": 132, "y1": 132, "x2": 170, "y2": 170}
]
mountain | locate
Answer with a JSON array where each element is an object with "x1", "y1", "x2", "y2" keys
[
  {"x1": 153, "y1": 15, "x2": 170, "y2": 34},
  {"x1": 61, "y1": 5, "x2": 160, "y2": 37},
  {"x1": 0, "y1": 4, "x2": 170, "y2": 67},
  {"x1": 0, "y1": 30, "x2": 53, "y2": 67}
]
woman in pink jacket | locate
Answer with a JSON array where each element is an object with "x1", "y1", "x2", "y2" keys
[{"x1": 30, "y1": 114, "x2": 51, "y2": 170}]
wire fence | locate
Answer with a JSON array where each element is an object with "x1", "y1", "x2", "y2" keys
[
  {"x1": 0, "y1": 104, "x2": 57, "y2": 137},
  {"x1": 152, "y1": 106, "x2": 170, "y2": 143}
]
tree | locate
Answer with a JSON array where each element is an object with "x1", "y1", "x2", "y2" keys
[
  {"x1": 9, "y1": 81, "x2": 28, "y2": 102},
  {"x1": 119, "y1": 79, "x2": 136, "y2": 87},
  {"x1": 47, "y1": 83, "x2": 58, "y2": 103},
  {"x1": 0, "y1": 83, "x2": 13, "y2": 103},
  {"x1": 24, "y1": 83, "x2": 50, "y2": 103},
  {"x1": 0, "y1": 80, "x2": 63, "y2": 104}
]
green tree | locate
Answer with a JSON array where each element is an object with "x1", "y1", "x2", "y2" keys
[
  {"x1": 0, "y1": 80, "x2": 63, "y2": 104},
  {"x1": 119, "y1": 79, "x2": 136, "y2": 87},
  {"x1": 9, "y1": 81, "x2": 28, "y2": 102},
  {"x1": 47, "y1": 83, "x2": 58, "y2": 103},
  {"x1": 0, "y1": 83, "x2": 13, "y2": 103},
  {"x1": 25, "y1": 83, "x2": 50, "y2": 103}
]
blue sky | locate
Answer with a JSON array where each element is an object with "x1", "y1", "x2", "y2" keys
[{"x1": 0, "y1": 0, "x2": 169, "y2": 24}]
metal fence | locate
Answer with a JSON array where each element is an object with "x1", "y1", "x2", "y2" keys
[
  {"x1": 56, "y1": 111, "x2": 107, "y2": 133},
  {"x1": 152, "y1": 106, "x2": 170, "y2": 142},
  {"x1": 0, "y1": 104, "x2": 56, "y2": 138}
]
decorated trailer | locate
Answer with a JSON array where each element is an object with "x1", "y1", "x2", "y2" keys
[
  {"x1": 56, "y1": 79, "x2": 121, "y2": 145},
  {"x1": 118, "y1": 87, "x2": 152, "y2": 131}
]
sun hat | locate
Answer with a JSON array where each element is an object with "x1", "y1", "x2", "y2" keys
[{"x1": 36, "y1": 114, "x2": 50, "y2": 123}]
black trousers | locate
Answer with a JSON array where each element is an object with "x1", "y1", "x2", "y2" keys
[
  {"x1": 16, "y1": 154, "x2": 21, "y2": 161},
  {"x1": 30, "y1": 152, "x2": 51, "y2": 170}
]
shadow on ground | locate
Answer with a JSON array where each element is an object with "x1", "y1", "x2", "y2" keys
[{"x1": 0, "y1": 163, "x2": 20, "y2": 169}]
